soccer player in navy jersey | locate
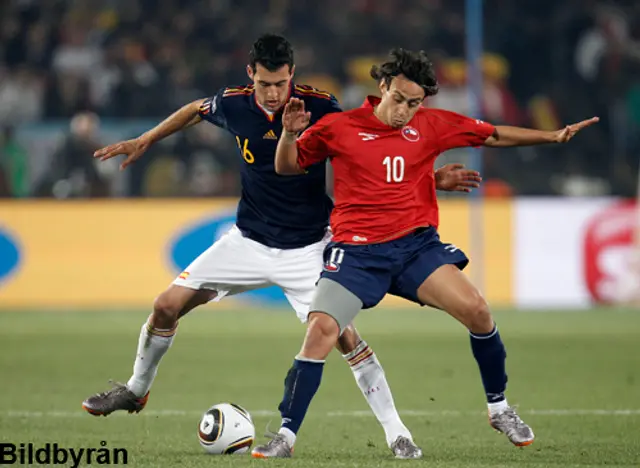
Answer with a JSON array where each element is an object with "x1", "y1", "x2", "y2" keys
[
  {"x1": 251, "y1": 48, "x2": 599, "y2": 458},
  {"x1": 81, "y1": 35, "x2": 480, "y2": 458}
]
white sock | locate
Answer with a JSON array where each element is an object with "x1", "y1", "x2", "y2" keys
[
  {"x1": 487, "y1": 399, "x2": 509, "y2": 416},
  {"x1": 343, "y1": 341, "x2": 412, "y2": 447},
  {"x1": 126, "y1": 318, "x2": 177, "y2": 397},
  {"x1": 278, "y1": 427, "x2": 297, "y2": 447}
]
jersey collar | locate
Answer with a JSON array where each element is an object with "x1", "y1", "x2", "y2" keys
[
  {"x1": 361, "y1": 95, "x2": 421, "y2": 130},
  {"x1": 251, "y1": 82, "x2": 294, "y2": 122},
  {"x1": 361, "y1": 95, "x2": 389, "y2": 128},
  {"x1": 361, "y1": 95, "x2": 381, "y2": 108}
]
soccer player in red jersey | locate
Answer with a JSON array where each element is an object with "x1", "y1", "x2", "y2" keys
[{"x1": 251, "y1": 49, "x2": 599, "y2": 458}]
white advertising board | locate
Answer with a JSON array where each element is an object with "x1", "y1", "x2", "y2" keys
[{"x1": 514, "y1": 198, "x2": 639, "y2": 308}]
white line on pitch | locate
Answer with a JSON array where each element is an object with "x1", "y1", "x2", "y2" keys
[{"x1": 3, "y1": 409, "x2": 640, "y2": 419}]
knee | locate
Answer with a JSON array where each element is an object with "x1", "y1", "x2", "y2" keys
[
  {"x1": 307, "y1": 312, "x2": 340, "y2": 341},
  {"x1": 302, "y1": 313, "x2": 340, "y2": 359},
  {"x1": 336, "y1": 324, "x2": 361, "y2": 355},
  {"x1": 152, "y1": 292, "x2": 181, "y2": 326},
  {"x1": 460, "y1": 293, "x2": 493, "y2": 334}
]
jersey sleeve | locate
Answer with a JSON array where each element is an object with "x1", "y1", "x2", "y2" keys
[
  {"x1": 324, "y1": 94, "x2": 342, "y2": 115},
  {"x1": 198, "y1": 89, "x2": 228, "y2": 129},
  {"x1": 427, "y1": 109, "x2": 496, "y2": 151},
  {"x1": 296, "y1": 114, "x2": 338, "y2": 170}
]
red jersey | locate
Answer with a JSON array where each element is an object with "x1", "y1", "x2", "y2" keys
[{"x1": 296, "y1": 96, "x2": 496, "y2": 244}]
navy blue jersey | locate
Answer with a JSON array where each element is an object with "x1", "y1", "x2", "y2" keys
[{"x1": 198, "y1": 83, "x2": 341, "y2": 249}]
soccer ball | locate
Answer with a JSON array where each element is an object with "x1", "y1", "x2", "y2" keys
[{"x1": 197, "y1": 403, "x2": 255, "y2": 455}]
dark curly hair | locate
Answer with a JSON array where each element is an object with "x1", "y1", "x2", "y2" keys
[
  {"x1": 249, "y1": 34, "x2": 294, "y2": 73},
  {"x1": 370, "y1": 48, "x2": 439, "y2": 97}
]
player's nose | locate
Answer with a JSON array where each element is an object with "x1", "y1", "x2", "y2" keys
[{"x1": 395, "y1": 112, "x2": 408, "y2": 122}]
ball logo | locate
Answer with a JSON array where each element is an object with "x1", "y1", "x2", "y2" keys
[
  {"x1": 200, "y1": 414, "x2": 214, "y2": 434},
  {"x1": 0, "y1": 228, "x2": 21, "y2": 285},
  {"x1": 583, "y1": 201, "x2": 639, "y2": 304},
  {"x1": 401, "y1": 126, "x2": 420, "y2": 142},
  {"x1": 169, "y1": 213, "x2": 287, "y2": 305}
]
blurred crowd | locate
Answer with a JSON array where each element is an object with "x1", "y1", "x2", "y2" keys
[{"x1": 1, "y1": 0, "x2": 640, "y2": 198}]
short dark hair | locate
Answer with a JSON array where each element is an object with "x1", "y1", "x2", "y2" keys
[
  {"x1": 370, "y1": 48, "x2": 439, "y2": 97},
  {"x1": 249, "y1": 34, "x2": 294, "y2": 72}
]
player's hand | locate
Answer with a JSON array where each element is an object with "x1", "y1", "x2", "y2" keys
[
  {"x1": 435, "y1": 163, "x2": 482, "y2": 192},
  {"x1": 553, "y1": 117, "x2": 600, "y2": 143},
  {"x1": 282, "y1": 98, "x2": 311, "y2": 135},
  {"x1": 93, "y1": 137, "x2": 150, "y2": 171}
]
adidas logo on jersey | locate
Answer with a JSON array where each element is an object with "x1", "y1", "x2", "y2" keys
[{"x1": 263, "y1": 130, "x2": 278, "y2": 140}]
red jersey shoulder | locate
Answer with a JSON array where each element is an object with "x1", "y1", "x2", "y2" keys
[
  {"x1": 417, "y1": 107, "x2": 489, "y2": 130},
  {"x1": 417, "y1": 107, "x2": 496, "y2": 150},
  {"x1": 301, "y1": 108, "x2": 371, "y2": 144},
  {"x1": 306, "y1": 110, "x2": 344, "y2": 130},
  {"x1": 315, "y1": 107, "x2": 372, "y2": 131},
  {"x1": 340, "y1": 106, "x2": 374, "y2": 120}
]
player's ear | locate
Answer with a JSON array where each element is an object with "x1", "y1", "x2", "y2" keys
[
  {"x1": 246, "y1": 65, "x2": 254, "y2": 81},
  {"x1": 290, "y1": 65, "x2": 296, "y2": 78},
  {"x1": 378, "y1": 79, "x2": 388, "y2": 95}
]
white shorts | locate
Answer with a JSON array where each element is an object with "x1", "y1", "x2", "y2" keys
[{"x1": 172, "y1": 225, "x2": 330, "y2": 322}]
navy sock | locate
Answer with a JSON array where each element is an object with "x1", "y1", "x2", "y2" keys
[
  {"x1": 278, "y1": 358, "x2": 324, "y2": 434},
  {"x1": 470, "y1": 325, "x2": 508, "y2": 403}
]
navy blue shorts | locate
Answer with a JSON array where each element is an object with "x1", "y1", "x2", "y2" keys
[{"x1": 320, "y1": 227, "x2": 469, "y2": 309}]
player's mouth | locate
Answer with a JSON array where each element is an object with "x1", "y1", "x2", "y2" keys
[{"x1": 266, "y1": 100, "x2": 281, "y2": 109}]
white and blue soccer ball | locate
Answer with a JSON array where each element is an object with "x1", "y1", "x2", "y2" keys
[{"x1": 197, "y1": 403, "x2": 255, "y2": 455}]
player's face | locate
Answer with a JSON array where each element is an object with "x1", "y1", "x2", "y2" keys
[
  {"x1": 247, "y1": 63, "x2": 294, "y2": 112},
  {"x1": 378, "y1": 75, "x2": 425, "y2": 128}
]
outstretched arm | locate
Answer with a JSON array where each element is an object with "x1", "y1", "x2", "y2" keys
[
  {"x1": 138, "y1": 100, "x2": 204, "y2": 145},
  {"x1": 485, "y1": 117, "x2": 599, "y2": 147},
  {"x1": 94, "y1": 99, "x2": 205, "y2": 170}
]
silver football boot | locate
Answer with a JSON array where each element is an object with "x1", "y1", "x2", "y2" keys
[
  {"x1": 489, "y1": 406, "x2": 535, "y2": 447},
  {"x1": 390, "y1": 436, "x2": 423, "y2": 459},
  {"x1": 251, "y1": 433, "x2": 294, "y2": 459}
]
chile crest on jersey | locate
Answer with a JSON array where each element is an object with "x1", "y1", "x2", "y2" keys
[{"x1": 402, "y1": 126, "x2": 420, "y2": 142}]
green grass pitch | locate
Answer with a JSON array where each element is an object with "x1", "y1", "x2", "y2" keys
[{"x1": 1, "y1": 307, "x2": 639, "y2": 467}]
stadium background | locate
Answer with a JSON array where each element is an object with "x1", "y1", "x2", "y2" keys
[
  {"x1": 2, "y1": 0, "x2": 640, "y2": 309},
  {"x1": 1, "y1": 1, "x2": 639, "y2": 466}
]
